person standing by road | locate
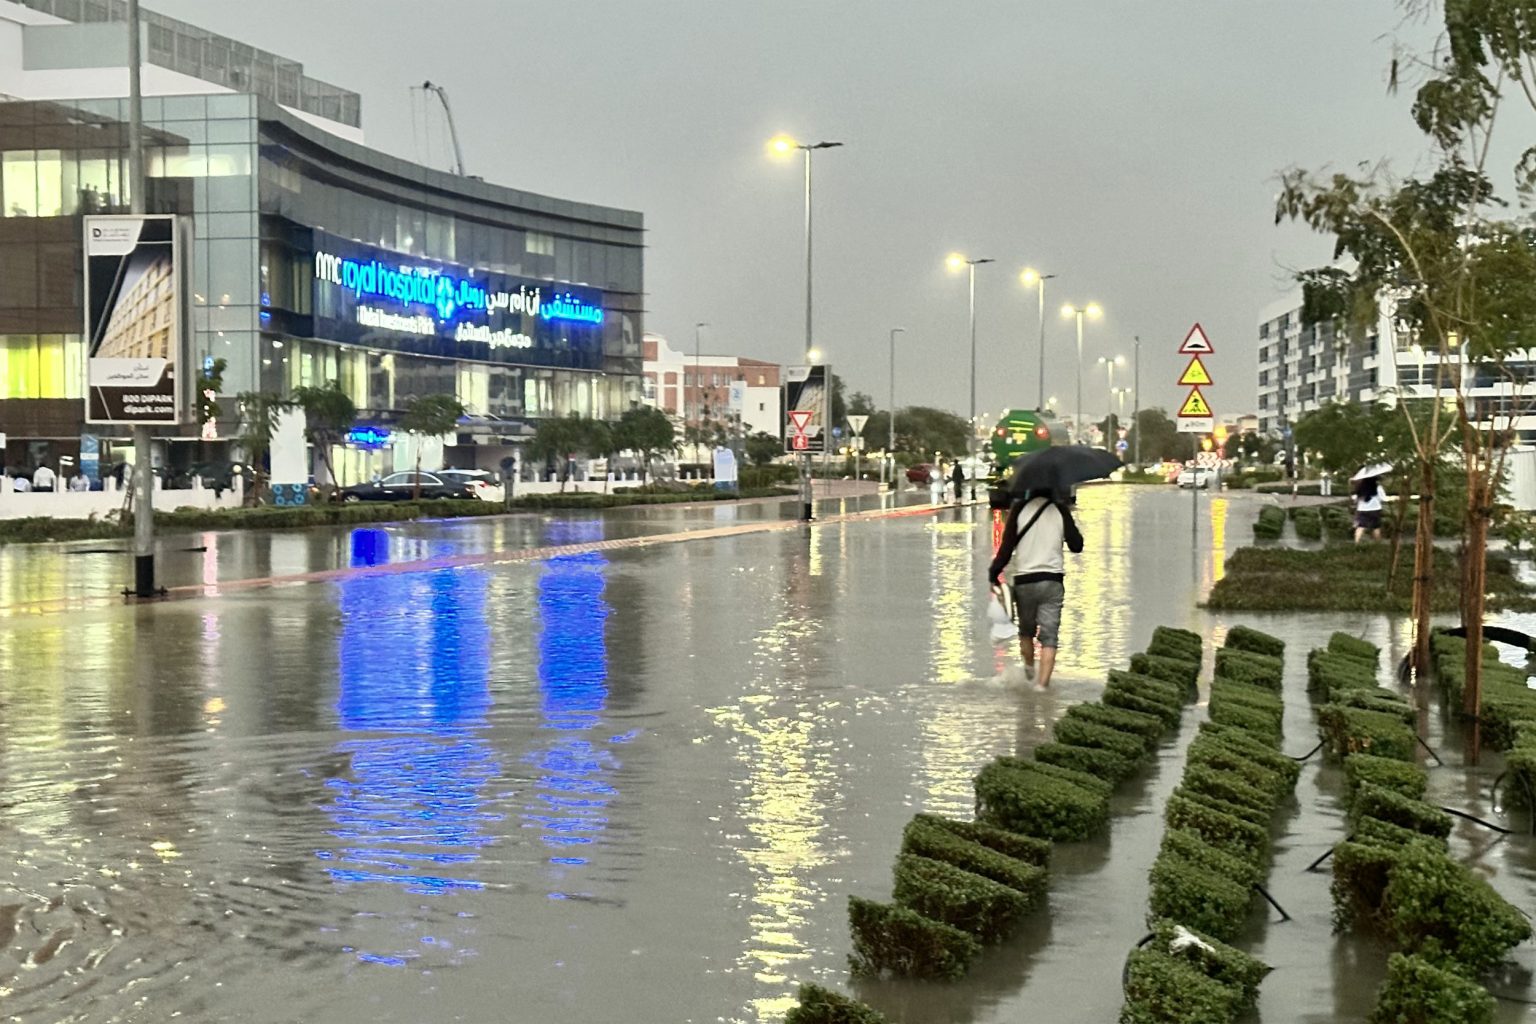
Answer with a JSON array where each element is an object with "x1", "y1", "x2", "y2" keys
[
  {"x1": 987, "y1": 489, "x2": 1085, "y2": 687},
  {"x1": 950, "y1": 462, "x2": 965, "y2": 505},
  {"x1": 31, "y1": 463, "x2": 55, "y2": 492},
  {"x1": 1354, "y1": 475, "x2": 1384, "y2": 542}
]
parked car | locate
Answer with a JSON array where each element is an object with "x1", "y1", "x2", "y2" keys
[
  {"x1": 340, "y1": 471, "x2": 477, "y2": 502},
  {"x1": 906, "y1": 462, "x2": 937, "y2": 485},
  {"x1": 1177, "y1": 466, "x2": 1216, "y2": 489},
  {"x1": 437, "y1": 468, "x2": 504, "y2": 502}
]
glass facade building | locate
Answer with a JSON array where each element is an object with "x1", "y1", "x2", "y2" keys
[{"x1": 0, "y1": 91, "x2": 644, "y2": 472}]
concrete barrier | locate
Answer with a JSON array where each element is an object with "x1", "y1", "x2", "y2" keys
[{"x1": 0, "y1": 476, "x2": 245, "y2": 520}]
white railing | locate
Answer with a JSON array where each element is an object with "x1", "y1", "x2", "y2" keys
[{"x1": 0, "y1": 476, "x2": 246, "y2": 520}]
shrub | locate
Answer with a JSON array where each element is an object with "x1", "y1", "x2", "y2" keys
[
  {"x1": 1208, "y1": 679, "x2": 1284, "y2": 731},
  {"x1": 847, "y1": 896, "x2": 981, "y2": 980},
  {"x1": 1175, "y1": 785, "x2": 1273, "y2": 829},
  {"x1": 1147, "y1": 852, "x2": 1254, "y2": 943},
  {"x1": 1106, "y1": 671, "x2": 1187, "y2": 718},
  {"x1": 1252, "y1": 505, "x2": 1286, "y2": 541},
  {"x1": 1185, "y1": 739, "x2": 1293, "y2": 801},
  {"x1": 1181, "y1": 763, "x2": 1278, "y2": 819},
  {"x1": 1207, "y1": 700, "x2": 1283, "y2": 744},
  {"x1": 1159, "y1": 827, "x2": 1261, "y2": 888},
  {"x1": 1329, "y1": 632, "x2": 1381, "y2": 665},
  {"x1": 1293, "y1": 506, "x2": 1323, "y2": 541},
  {"x1": 1103, "y1": 684, "x2": 1183, "y2": 728},
  {"x1": 1063, "y1": 701, "x2": 1166, "y2": 746},
  {"x1": 914, "y1": 813, "x2": 1051, "y2": 867},
  {"x1": 1350, "y1": 785, "x2": 1452, "y2": 840},
  {"x1": 1477, "y1": 679, "x2": 1536, "y2": 751},
  {"x1": 1382, "y1": 842, "x2": 1533, "y2": 974},
  {"x1": 1223, "y1": 625, "x2": 1286, "y2": 659},
  {"x1": 1344, "y1": 754, "x2": 1428, "y2": 806},
  {"x1": 1502, "y1": 737, "x2": 1536, "y2": 809},
  {"x1": 892, "y1": 854, "x2": 1035, "y2": 943},
  {"x1": 1355, "y1": 814, "x2": 1446, "y2": 851},
  {"x1": 900, "y1": 816, "x2": 1049, "y2": 898},
  {"x1": 1317, "y1": 704, "x2": 1417, "y2": 762},
  {"x1": 1164, "y1": 793, "x2": 1269, "y2": 865},
  {"x1": 1120, "y1": 947, "x2": 1242, "y2": 1023},
  {"x1": 1052, "y1": 716, "x2": 1151, "y2": 763},
  {"x1": 1033, "y1": 741, "x2": 1134, "y2": 783},
  {"x1": 1332, "y1": 839, "x2": 1406, "y2": 931},
  {"x1": 1195, "y1": 723, "x2": 1302, "y2": 787},
  {"x1": 1367, "y1": 953, "x2": 1495, "y2": 1024},
  {"x1": 974, "y1": 761, "x2": 1109, "y2": 841},
  {"x1": 1213, "y1": 648, "x2": 1284, "y2": 690},
  {"x1": 784, "y1": 984, "x2": 890, "y2": 1024},
  {"x1": 1129, "y1": 652, "x2": 1200, "y2": 688},
  {"x1": 1149, "y1": 919, "x2": 1272, "y2": 1008},
  {"x1": 1309, "y1": 649, "x2": 1381, "y2": 698},
  {"x1": 1339, "y1": 690, "x2": 1415, "y2": 722},
  {"x1": 1002, "y1": 755, "x2": 1113, "y2": 798},
  {"x1": 1149, "y1": 626, "x2": 1204, "y2": 663}
]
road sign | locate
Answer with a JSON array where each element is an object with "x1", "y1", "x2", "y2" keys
[
  {"x1": 782, "y1": 365, "x2": 827, "y2": 454},
  {"x1": 1179, "y1": 323, "x2": 1214, "y2": 355},
  {"x1": 1178, "y1": 417, "x2": 1214, "y2": 434},
  {"x1": 1116, "y1": 439, "x2": 1129, "y2": 453},
  {"x1": 787, "y1": 409, "x2": 814, "y2": 451},
  {"x1": 1178, "y1": 355, "x2": 1213, "y2": 387},
  {"x1": 847, "y1": 414, "x2": 869, "y2": 436},
  {"x1": 1178, "y1": 388, "x2": 1211, "y2": 418}
]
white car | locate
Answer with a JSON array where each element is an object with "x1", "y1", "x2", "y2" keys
[
  {"x1": 1177, "y1": 467, "x2": 1215, "y2": 489},
  {"x1": 437, "y1": 469, "x2": 505, "y2": 502}
]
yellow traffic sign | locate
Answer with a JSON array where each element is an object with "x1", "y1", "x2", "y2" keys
[
  {"x1": 1178, "y1": 355, "x2": 1213, "y2": 387},
  {"x1": 1177, "y1": 388, "x2": 1212, "y2": 418}
]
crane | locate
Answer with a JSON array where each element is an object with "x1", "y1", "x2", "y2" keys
[{"x1": 420, "y1": 80, "x2": 466, "y2": 176}]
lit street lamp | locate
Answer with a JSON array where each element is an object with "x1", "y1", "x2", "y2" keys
[
  {"x1": 887, "y1": 327, "x2": 905, "y2": 488},
  {"x1": 693, "y1": 321, "x2": 708, "y2": 463},
  {"x1": 1019, "y1": 268, "x2": 1056, "y2": 412},
  {"x1": 1098, "y1": 354, "x2": 1125, "y2": 442},
  {"x1": 1061, "y1": 302, "x2": 1103, "y2": 445},
  {"x1": 768, "y1": 133, "x2": 843, "y2": 520},
  {"x1": 947, "y1": 253, "x2": 994, "y2": 500}
]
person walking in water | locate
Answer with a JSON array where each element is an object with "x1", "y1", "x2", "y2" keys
[
  {"x1": 1354, "y1": 475, "x2": 1384, "y2": 542},
  {"x1": 950, "y1": 461, "x2": 966, "y2": 504},
  {"x1": 987, "y1": 489, "x2": 1084, "y2": 687}
]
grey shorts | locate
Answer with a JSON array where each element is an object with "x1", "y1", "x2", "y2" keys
[{"x1": 1011, "y1": 578, "x2": 1065, "y2": 648}]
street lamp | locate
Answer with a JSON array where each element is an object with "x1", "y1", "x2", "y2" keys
[
  {"x1": 1061, "y1": 302, "x2": 1103, "y2": 445},
  {"x1": 1112, "y1": 386, "x2": 1131, "y2": 444},
  {"x1": 887, "y1": 327, "x2": 905, "y2": 488},
  {"x1": 1019, "y1": 268, "x2": 1056, "y2": 412},
  {"x1": 948, "y1": 253, "x2": 995, "y2": 500},
  {"x1": 693, "y1": 321, "x2": 708, "y2": 464},
  {"x1": 1098, "y1": 354, "x2": 1125, "y2": 442},
  {"x1": 768, "y1": 133, "x2": 843, "y2": 520}
]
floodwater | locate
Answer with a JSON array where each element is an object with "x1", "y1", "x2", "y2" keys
[{"x1": 0, "y1": 487, "x2": 1531, "y2": 1022}]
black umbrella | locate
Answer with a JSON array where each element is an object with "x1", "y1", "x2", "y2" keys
[{"x1": 1005, "y1": 445, "x2": 1123, "y2": 500}]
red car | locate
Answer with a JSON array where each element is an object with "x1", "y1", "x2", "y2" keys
[{"x1": 906, "y1": 462, "x2": 937, "y2": 484}]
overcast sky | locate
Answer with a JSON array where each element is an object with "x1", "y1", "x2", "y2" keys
[{"x1": 153, "y1": 0, "x2": 1442, "y2": 421}]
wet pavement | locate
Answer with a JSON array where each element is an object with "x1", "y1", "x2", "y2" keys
[{"x1": 0, "y1": 486, "x2": 1531, "y2": 1022}]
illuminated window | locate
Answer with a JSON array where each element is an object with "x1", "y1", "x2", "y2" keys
[
  {"x1": 526, "y1": 232, "x2": 555, "y2": 256},
  {"x1": 0, "y1": 334, "x2": 84, "y2": 398},
  {"x1": 3, "y1": 152, "x2": 37, "y2": 218}
]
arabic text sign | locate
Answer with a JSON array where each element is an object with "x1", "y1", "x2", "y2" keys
[{"x1": 84, "y1": 214, "x2": 186, "y2": 425}]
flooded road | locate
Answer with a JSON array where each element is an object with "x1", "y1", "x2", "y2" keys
[{"x1": 0, "y1": 487, "x2": 1531, "y2": 1022}]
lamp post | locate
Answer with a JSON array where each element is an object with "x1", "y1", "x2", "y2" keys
[
  {"x1": 1060, "y1": 302, "x2": 1103, "y2": 445},
  {"x1": 692, "y1": 321, "x2": 708, "y2": 467},
  {"x1": 1019, "y1": 268, "x2": 1056, "y2": 411},
  {"x1": 1112, "y1": 386, "x2": 1131, "y2": 451},
  {"x1": 1132, "y1": 334, "x2": 1142, "y2": 467},
  {"x1": 769, "y1": 134, "x2": 842, "y2": 521},
  {"x1": 947, "y1": 253, "x2": 994, "y2": 501},
  {"x1": 887, "y1": 326, "x2": 905, "y2": 488},
  {"x1": 1098, "y1": 354, "x2": 1125, "y2": 442}
]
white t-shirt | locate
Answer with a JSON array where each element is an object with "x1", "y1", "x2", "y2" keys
[
  {"x1": 32, "y1": 466, "x2": 55, "y2": 489},
  {"x1": 1007, "y1": 497, "x2": 1068, "y2": 576},
  {"x1": 1357, "y1": 486, "x2": 1383, "y2": 513}
]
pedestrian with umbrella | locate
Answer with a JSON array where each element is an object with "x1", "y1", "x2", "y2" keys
[
  {"x1": 986, "y1": 446, "x2": 1120, "y2": 686},
  {"x1": 1351, "y1": 462, "x2": 1390, "y2": 543}
]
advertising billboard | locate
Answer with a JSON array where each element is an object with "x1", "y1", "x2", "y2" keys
[
  {"x1": 84, "y1": 214, "x2": 187, "y2": 425},
  {"x1": 782, "y1": 364, "x2": 827, "y2": 454}
]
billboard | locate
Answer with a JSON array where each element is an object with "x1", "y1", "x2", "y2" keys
[
  {"x1": 782, "y1": 364, "x2": 827, "y2": 454},
  {"x1": 84, "y1": 214, "x2": 187, "y2": 425}
]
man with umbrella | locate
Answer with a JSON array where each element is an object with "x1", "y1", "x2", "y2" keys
[{"x1": 987, "y1": 446, "x2": 1118, "y2": 686}]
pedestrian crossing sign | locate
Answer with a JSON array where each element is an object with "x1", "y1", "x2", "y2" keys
[{"x1": 1177, "y1": 388, "x2": 1211, "y2": 418}]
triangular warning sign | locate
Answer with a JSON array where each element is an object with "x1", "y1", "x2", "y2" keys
[
  {"x1": 1178, "y1": 356, "x2": 1213, "y2": 387},
  {"x1": 1177, "y1": 388, "x2": 1212, "y2": 418},
  {"x1": 1179, "y1": 323, "x2": 1214, "y2": 355},
  {"x1": 788, "y1": 410, "x2": 814, "y2": 432}
]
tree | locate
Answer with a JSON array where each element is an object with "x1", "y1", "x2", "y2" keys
[
  {"x1": 291, "y1": 379, "x2": 357, "y2": 500},
  {"x1": 847, "y1": 390, "x2": 876, "y2": 417},
  {"x1": 614, "y1": 405, "x2": 677, "y2": 484},
  {"x1": 233, "y1": 390, "x2": 290, "y2": 505},
  {"x1": 745, "y1": 430, "x2": 783, "y2": 466},
  {"x1": 1126, "y1": 408, "x2": 1193, "y2": 464},
  {"x1": 399, "y1": 394, "x2": 466, "y2": 500},
  {"x1": 199, "y1": 357, "x2": 227, "y2": 440},
  {"x1": 530, "y1": 414, "x2": 611, "y2": 492}
]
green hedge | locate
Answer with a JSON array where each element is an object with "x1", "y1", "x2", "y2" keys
[
  {"x1": 1103, "y1": 684, "x2": 1183, "y2": 728},
  {"x1": 1181, "y1": 763, "x2": 1278, "y2": 819},
  {"x1": 892, "y1": 853, "x2": 1036, "y2": 943},
  {"x1": 900, "y1": 815, "x2": 1049, "y2": 897},
  {"x1": 1195, "y1": 723, "x2": 1302, "y2": 788},
  {"x1": 1292, "y1": 506, "x2": 1323, "y2": 541},
  {"x1": 1332, "y1": 839, "x2": 1404, "y2": 931},
  {"x1": 1149, "y1": 920, "x2": 1271, "y2": 1009},
  {"x1": 1147, "y1": 850, "x2": 1254, "y2": 942},
  {"x1": 1120, "y1": 947, "x2": 1242, "y2": 1023},
  {"x1": 1308, "y1": 649, "x2": 1381, "y2": 698},
  {"x1": 1175, "y1": 786, "x2": 1273, "y2": 830},
  {"x1": 1344, "y1": 754, "x2": 1429, "y2": 806},
  {"x1": 1350, "y1": 784, "x2": 1452, "y2": 840},
  {"x1": 1005, "y1": 755, "x2": 1114, "y2": 798},
  {"x1": 1328, "y1": 632, "x2": 1381, "y2": 664},
  {"x1": 1130, "y1": 652, "x2": 1201, "y2": 688},
  {"x1": 1502, "y1": 734, "x2": 1536, "y2": 809},
  {"x1": 847, "y1": 896, "x2": 981, "y2": 980},
  {"x1": 1052, "y1": 715, "x2": 1152, "y2": 763},
  {"x1": 1209, "y1": 676, "x2": 1285, "y2": 719},
  {"x1": 1106, "y1": 671, "x2": 1187, "y2": 720},
  {"x1": 1317, "y1": 704, "x2": 1417, "y2": 762},
  {"x1": 974, "y1": 760, "x2": 1109, "y2": 841},
  {"x1": 1381, "y1": 842, "x2": 1533, "y2": 975},
  {"x1": 1164, "y1": 793, "x2": 1269, "y2": 866},
  {"x1": 1223, "y1": 625, "x2": 1286, "y2": 660},
  {"x1": 1478, "y1": 678, "x2": 1536, "y2": 751},
  {"x1": 1252, "y1": 505, "x2": 1286, "y2": 541},
  {"x1": 784, "y1": 983, "x2": 890, "y2": 1024},
  {"x1": 913, "y1": 813, "x2": 1051, "y2": 867},
  {"x1": 1148, "y1": 626, "x2": 1204, "y2": 663},
  {"x1": 1159, "y1": 827, "x2": 1261, "y2": 888},
  {"x1": 1368, "y1": 953, "x2": 1495, "y2": 1024},
  {"x1": 1213, "y1": 648, "x2": 1284, "y2": 690},
  {"x1": 1207, "y1": 700, "x2": 1283, "y2": 744},
  {"x1": 1185, "y1": 737, "x2": 1294, "y2": 801},
  {"x1": 1033, "y1": 741, "x2": 1134, "y2": 783},
  {"x1": 1355, "y1": 814, "x2": 1445, "y2": 852},
  {"x1": 1338, "y1": 690, "x2": 1415, "y2": 722},
  {"x1": 1063, "y1": 701, "x2": 1167, "y2": 746}
]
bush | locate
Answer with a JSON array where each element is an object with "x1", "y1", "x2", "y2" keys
[
  {"x1": 1213, "y1": 647, "x2": 1284, "y2": 690},
  {"x1": 892, "y1": 854, "x2": 1036, "y2": 943},
  {"x1": 1344, "y1": 755, "x2": 1429, "y2": 806},
  {"x1": 1502, "y1": 736, "x2": 1536, "y2": 809},
  {"x1": 1164, "y1": 793, "x2": 1269, "y2": 866},
  {"x1": 1339, "y1": 690, "x2": 1415, "y2": 722},
  {"x1": 1350, "y1": 785, "x2": 1452, "y2": 840},
  {"x1": 1332, "y1": 839, "x2": 1406, "y2": 931},
  {"x1": 900, "y1": 816, "x2": 1049, "y2": 898},
  {"x1": 1149, "y1": 919, "x2": 1272, "y2": 1008},
  {"x1": 1355, "y1": 814, "x2": 1444, "y2": 851},
  {"x1": 1252, "y1": 505, "x2": 1286, "y2": 541},
  {"x1": 1159, "y1": 827, "x2": 1261, "y2": 888},
  {"x1": 1195, "y1": 723, "x2": 1302, "y2": 787},
  {"x1": 1063, "y1": 701, "x2": 1167, "y2": 746},
  {"x1": 1223, "y1": 625, "x2": 1286, "y2": 660},
  {"x1": 1052, "y1": 715, "x2": 1151, "y2": 763},
  {"x1": 1033, "y1": 741, "x2": 1134, "y2": 783},
  {"x1": 1106, "y1": 671, "x2": 1187, "y2": 719},
  {"x1": 739, "y1": 464, "x2": 799, "y2": 489},
  {"x1": 1478, "y1": 678, "x2": 1536, "y2": 751},
  {"x1": 974, "y1": 760, "x2": 1109, "y2": 842},
  {"x1": 913, "y1": 813, "x2": 1051, "y2": 867},
  {"x1": 1176, "y1": 785, "x2": 1273, "y2": 829},
  {"x1": 1149, "y1": 625, "x2": 1204, "y2": 663},
  {"x1": 1317, "y1": 705, "x2": 1417, "y2": 762},
  {"x1": 1382, "y1": 842, "x2": 1533, "y2": 974},
  {"x1": 1129, "y1": 652, "x2": 1200, "y2": 688},
  {"x1": 1181, "y1": 763, "x2": 1278, "y2": 819},
  {"x1": 1147, "y1": 852, "x2": 1255, "y2": 943},
  {"x1": 1185, "y1": 738, "x2": 1294, "y2": 801},
  {"x1": 1207, "y1": 699, "x2": 1283, "y2": 744},
  {"x1": 1120, "y1": 947, "x2": 1242, "y2": 1023},
  {"x1": 1103, "y1": 684, "x2": 1183, "y2": 728},
  {"x1": 1004, "y1": 755, "x2": 1113, "y2": 797},
  {"x1": 1309, "y1": 649, "x2": 1381, "y2": 698},
  {"x1": 1293, "y1": 506, "x2": 1323, "y2": 541},
  {"x1": 784, "y1": 983, "x2": 890, "y2": 1024},
  {"x1": 1329, "y1": 632, "x2": 1381, "y2": 665},
  {"x1": 1208, "y1": 679, "x2": 1284, "y2": 729},
  {"x1": 1368, "y1": 953, "x2": 1495, "y2": 1024},
  {"x1": 847, "y1": 896, "x2": 981, "y2": 980}
]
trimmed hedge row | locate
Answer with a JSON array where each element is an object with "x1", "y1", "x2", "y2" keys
[
  {"x1": 1125, "y1": 625, "x2": 1289, "y2": 1022},
  {"x1": 784, "y1": 984, "x2": 889, "y2": 1024},
  {"x1": 1252, "y1": 505, "x2": 1286, "y2": 540}
]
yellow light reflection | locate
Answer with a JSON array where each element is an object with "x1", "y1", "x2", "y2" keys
[
  {"x1": 928, "y1": 523, "x2": 973, "y2": 685},
  {"x1": 1209, "y1": 495, "x2": 1229, "y2": 586},
  {"x1": 1055, "y1": 490, "x2": 1134, "y2": 678}
]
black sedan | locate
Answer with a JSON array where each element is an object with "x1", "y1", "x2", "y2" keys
[{"x1": 340, "y1": 471, "x2": 477, "y2": 502}]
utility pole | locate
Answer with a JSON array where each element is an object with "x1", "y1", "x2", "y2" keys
[
  {"x1": 1133, "y1": 335, "x2": 1141, "y2": 466},
  {"x1": 888, "y1": 327, "x2": 904, "y2": 489},
  {"x1": 128, "y1": 0, "x2": 157, "y2": 599}
]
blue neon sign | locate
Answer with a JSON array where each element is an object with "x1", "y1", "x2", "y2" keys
[{"x1": 345, "y1": 426, "x2": 392, "y2": 448}]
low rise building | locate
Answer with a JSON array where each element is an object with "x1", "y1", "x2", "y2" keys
[{"x1": 642, "y1": 333, "x2": 781, "y2": 439}]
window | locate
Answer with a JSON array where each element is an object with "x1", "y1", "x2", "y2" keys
[
  {"x1": 0, "y1": 334, "x2": 84, "y2": 399},
  {"x1": 527, "y1": 232, "x2": 555, "y2": 256},
  {"x1": 3, "y1": 152, "x2": 37, "y2": 217}
]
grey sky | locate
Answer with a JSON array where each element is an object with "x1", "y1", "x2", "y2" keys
[{"x1": 153, "y1": 0, "x2": 1438, "y2": 422}]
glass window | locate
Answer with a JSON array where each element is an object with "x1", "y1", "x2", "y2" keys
[
  {"x1": 206, "y1": 240, "x2": 256, "y2": 305},
  {"x1": 527, "y1": 231, "x2": 554, "y2": 256},
  {"x1": 0, "y1": 334, "x2": 83, "y2": 399},
  {"x1": 34, "y1": 150, "x2": 63, "y2": 217},
  {"x1": 3, "y1": 151, "x2": 37, "y2": 217}
]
